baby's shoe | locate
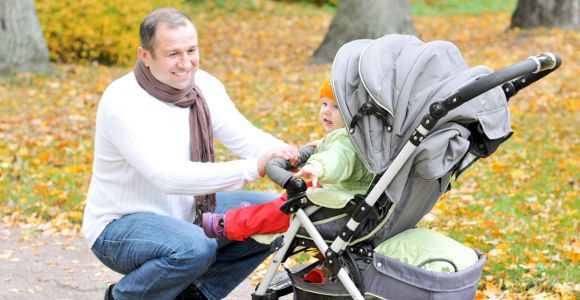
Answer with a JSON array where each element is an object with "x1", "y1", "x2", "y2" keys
[{"x1": 202, "y1": 213, "x2": 226, "y2": 239}]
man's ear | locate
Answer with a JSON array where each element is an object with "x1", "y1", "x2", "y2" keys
[{"x1": 137, "y1": 47, "x2": 151, "y2": 66}]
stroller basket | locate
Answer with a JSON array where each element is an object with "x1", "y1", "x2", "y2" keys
[
  {"x1": 363, "y1": 250, "x2": 486, "y2": 300},
  {"x1": 253, "y1": 34, "x2": 561, "y2": 300},
  {"x1": 286, "y1": 238, "x2": 486, "y2": 300}
]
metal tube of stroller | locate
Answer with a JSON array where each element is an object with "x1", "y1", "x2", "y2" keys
[
  {"x1": 295, "y1": 208, "x2": 329, "y2": 254},
  {"x1": 295, "y1": 209, "x2": 365, "y2": 300},
  {"x1": 366, "y1": 141, "x2": 420, "y2": 205},
  {"x1": 329, "y1": 140, "x2": 421, "y2": 254},
  {"x1": 337, "y1": 268, "x2": 365, "y2": 300},
  {"x1": 254, "y1": 206, "x2": 320, "y2": 296}
]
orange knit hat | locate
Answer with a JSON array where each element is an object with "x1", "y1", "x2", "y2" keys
[{"x1": 319, "y1": 75, "x2": 335, "y2": 102}]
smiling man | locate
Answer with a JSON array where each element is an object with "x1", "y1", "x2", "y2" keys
[
  {"x1": 138, "y1": 19, "x2": 199, "y2": 90},
  {"x1": 81, "y1": 7, "x2": 298, "y2": 300}
]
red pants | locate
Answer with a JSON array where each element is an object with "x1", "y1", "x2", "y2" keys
[
  {"x1": 224, "y1": 181, "x2": 316, "y2": 241},
  {"x1": 225, "y1": 192, "x2": 289, "y2": 241}
]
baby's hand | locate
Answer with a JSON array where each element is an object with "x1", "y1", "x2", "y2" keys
[
  {"x1": 304, "y1": 139, "x2": 321, "y2": 148},
  {"x1": 293, "y1": 164, "x2": 321, "y2": 188}
]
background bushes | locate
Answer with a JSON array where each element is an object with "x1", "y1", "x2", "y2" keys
[
  {"x1": 35, "y1": 0, "x2": 183, "y2": 66},
  {"x1": 35, "y1": 0, "x2": 335, "y2": 66}
]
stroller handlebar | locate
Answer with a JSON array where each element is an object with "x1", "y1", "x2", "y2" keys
[
  {"x1": 457, "y1": 52, "x2": 562, "y2": 104},
  {"x1": 427, "y1": 52, "x2": 562, "y2": 122}
]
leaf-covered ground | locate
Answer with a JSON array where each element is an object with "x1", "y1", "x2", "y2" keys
[{"x1": 0, "y1": 2, "x2": 578, "y2": 298}]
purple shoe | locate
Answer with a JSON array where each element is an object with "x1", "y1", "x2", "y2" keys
[{"x1": 202, "y1": 213, "x2": 227, "y2": 239}]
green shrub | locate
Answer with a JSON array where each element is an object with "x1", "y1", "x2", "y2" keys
[
  {"x1": 35, "y1": 0, "x2": 183, "y2": 66},
  {"x1": 410, "y1": 0, "x2": 517, "y2": 16}
]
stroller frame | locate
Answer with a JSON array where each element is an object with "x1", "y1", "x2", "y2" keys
[{"x1": 253, "y1": 53, "x2": 561, "y2": 300}]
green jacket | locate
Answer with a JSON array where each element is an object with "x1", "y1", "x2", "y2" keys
[{"x1": 305, "y1": 128, "x2": 374, "y2": 208}]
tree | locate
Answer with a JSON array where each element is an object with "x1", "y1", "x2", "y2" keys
[
  {"x1": 511, "y1": 0, "x2": 580, "y2": 29},
  {"x1": 312, "y1": 0, "x2": 415, "y2": 64},
  {"x1": 0, "y1": 0, "x2": 52, "y2": 74}
]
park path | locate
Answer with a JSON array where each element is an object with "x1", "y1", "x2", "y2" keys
[{"x1": 0, "y1": 222, "x2": 267, "y2": 299}]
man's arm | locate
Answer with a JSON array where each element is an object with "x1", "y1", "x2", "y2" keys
[
  {"x1": 199, "y1": 71, "x2": 298, "y2": 161},
  {"x1": 100, "y1": 103, "x2": 261, "y2": 196}
]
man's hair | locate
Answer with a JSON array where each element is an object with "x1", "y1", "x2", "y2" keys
[{"x1": 139, "y1": 8, "x2": 195, "y2": 55}]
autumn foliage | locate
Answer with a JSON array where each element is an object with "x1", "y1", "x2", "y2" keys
[
  {"x1": 35, "y1": 0, "x2": 184, "y2": 65},
  {"x1": 1, "y1": 1, "x2": 579, "y2": 298}
]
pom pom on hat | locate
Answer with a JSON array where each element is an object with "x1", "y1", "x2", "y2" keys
[{"x1": 319, "y1": 75, "x2": 335, "y2": 102}]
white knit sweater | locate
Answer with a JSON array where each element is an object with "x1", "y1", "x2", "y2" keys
[{"x1": 82, "y1": 70, "x2": 287, "y2": 247}]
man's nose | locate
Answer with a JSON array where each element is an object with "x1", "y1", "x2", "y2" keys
[{"x1": 177, "y1": 53, "x2": 191, "y2": 68}]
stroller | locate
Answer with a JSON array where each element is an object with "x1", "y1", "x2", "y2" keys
[{"x1": 252, "y1": 34, "x2": 561, "y2": 300}]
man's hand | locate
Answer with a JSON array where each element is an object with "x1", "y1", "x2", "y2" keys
[{"x1": 257, "y1": 145, "x2": 300, "y2": 177}]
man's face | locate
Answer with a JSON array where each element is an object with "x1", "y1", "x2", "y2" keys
[{"x1": 139, "y1": 22, "x2": 199, "y2": 90}]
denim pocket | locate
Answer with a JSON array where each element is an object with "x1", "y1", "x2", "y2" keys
[
  {"x1": 91, "y1": 239, "x2": 128, "y2": 274},
  {"x1": 91, "y1": 245, "x2": 117, "y2": 270}
]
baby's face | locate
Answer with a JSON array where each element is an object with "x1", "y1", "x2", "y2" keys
[{"x1": 319, "y1": 97, "x2": 344, "y2": 132}]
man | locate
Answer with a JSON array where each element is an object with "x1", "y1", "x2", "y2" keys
[{"x1": 81, "y1": 7, "x2": 298, "y2": 300}]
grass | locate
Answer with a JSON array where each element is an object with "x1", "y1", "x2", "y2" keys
[{"x1": 410, "y1": 0, "x2": 518, "y2": 16}]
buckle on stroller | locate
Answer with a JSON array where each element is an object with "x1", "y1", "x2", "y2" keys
[{"x1": 349, "y1": 102, "x2": 392, "y2": 134}]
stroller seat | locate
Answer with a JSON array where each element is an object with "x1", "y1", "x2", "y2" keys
[{"x1": 252, "y1": 34, "x2": 561, "y2": 300}]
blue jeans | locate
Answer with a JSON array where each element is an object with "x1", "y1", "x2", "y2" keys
[{"x1": 91, "y1": 191, "x2": 278, "y2": 300}]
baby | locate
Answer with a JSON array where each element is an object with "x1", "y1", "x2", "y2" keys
[{"x1": 202, "y1": 75, "x2": 373, "y2": 240}]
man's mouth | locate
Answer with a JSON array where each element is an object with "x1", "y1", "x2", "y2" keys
[{"x1": 173, "y1": 71, "x2": 190, "y2": 79}]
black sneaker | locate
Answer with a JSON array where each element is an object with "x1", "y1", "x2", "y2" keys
[
  {"x1": 175, "y1": 283, "x2": 208, "y2": 300},
  {"x1": 104, "y1": 284, "x2": 115, "y2": 300}
]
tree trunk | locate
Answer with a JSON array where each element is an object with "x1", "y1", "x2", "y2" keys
[
  {"x1": 511, "y1": 0, "x2": 580, "y2": 29},
  {"x1": 0, "y1": 0, "x2": 52, "y2": 74},
  {"x1": 312, "y1": 0, "x2": 415, "y2": 64}
]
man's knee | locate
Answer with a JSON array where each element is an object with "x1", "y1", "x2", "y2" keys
[{"x1": 166, "y1": 237, "x2": 217, "y2": 274}]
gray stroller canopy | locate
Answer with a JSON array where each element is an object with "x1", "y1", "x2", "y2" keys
[{"x1": 332, "y1": 34, "x2": 512, "y2": 204}]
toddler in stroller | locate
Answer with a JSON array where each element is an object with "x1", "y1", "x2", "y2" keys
[
  {"x1": 248, "y1": 34, "x2": 561, "y2": 300},
  {"x1": 202, "y1": 75, "x2": 374, "y2": 241}
]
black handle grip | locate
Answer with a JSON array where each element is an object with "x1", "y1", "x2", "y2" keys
[
  {"x1": 264, "y1": 146, "x2": 315, "y2": 188},
  {"x1": 504, "y1": 53, "x2": 562, "y2": 100}
]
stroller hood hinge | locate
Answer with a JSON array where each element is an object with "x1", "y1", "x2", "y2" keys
[{"x1": 349, "y1": 102, "x2": 393, "y2": 134}]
